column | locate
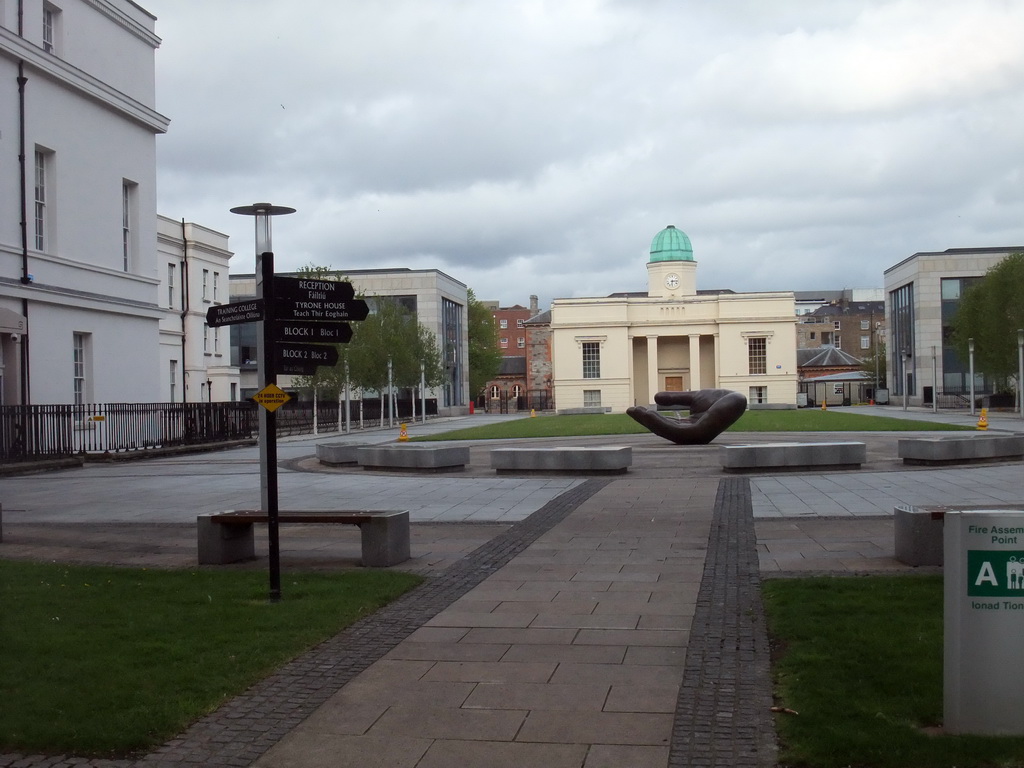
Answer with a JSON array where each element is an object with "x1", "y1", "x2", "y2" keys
[
  {"x1": 647, "y1": 335, "x2": 659, "y2": 404},
  {"x1": 688, "y1": 334, "x2": 701, "y2": 390}
]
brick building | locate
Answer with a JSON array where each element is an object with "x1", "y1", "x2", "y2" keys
[{"x1": 481, "y1": 296, "x2": 553, "y2": 411}]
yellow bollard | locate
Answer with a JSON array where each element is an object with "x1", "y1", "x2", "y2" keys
[
  {"x1": 531, "y1": 409, "x2": 536, "y2": 418},
  {"x1": 398, "y1": 423, "x2": 409, "y2": 441},
  {"x1": 821, "y1": 398, "x2": 827, "y2": 411},
  {"x1": 977, "y1": 408, "x2": 989, "y2": 431}
]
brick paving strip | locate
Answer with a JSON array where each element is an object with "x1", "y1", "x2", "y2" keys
[{"x1": 669, "y1": 476, "x2": 778, "y2": 768}]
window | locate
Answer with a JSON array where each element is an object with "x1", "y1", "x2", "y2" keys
[
  {"x1": 749, "y1": 385, "x2": 767, "y2": 404},
  {"x1": 821, "y1": 331, "x2": 832, "y2": 345},
  {"x1": 499, "y1": 337, "x2": 508, "y2": 349},
  {"x1": 202, "y1": 269, "x2": 210, "y2": 300},
  {"x1": 835, "y1": 337, "x2": 842, "y2": 350},
  {"x1": 169, "y1": 360, "x2": 177, "y2": 402},
  {"x1": 517, "y1": 337, "x2": 525, "y2": 348},
  {"x1": 203, "y1": 323, "x2": 210, "y2": 353},
  {"x1": 72, "y1": 333, "x2": 87, "y2": 405},
  {"x1": 167, "y1": 263, "x2": 176, "y2": 308},
  {"x1": 833, "y1": 320, "x2": 841, "y2": 331},
  {"x1": 230, "y1": 383, "x2": 237, "y2": 402},
  {"x1": 42, "y1": 4, "x2": 60, "y2": 54},
  {"x1": 582, "y1": 341, "x2": 601, "y2": 379},
  {"x1": 214, "y1": 326, "x2": 220, "y2": 354},
  {"x1": 516, "y1": 319, "x2": 525, "y2": 328},
  {"x1": 122, "y1": 181, "x2": 137, "y2": 271},
  {"x1": 490, "y1": 385, "x2": 500, "y2": 399},
  {"x1": 860, "y1": 320, "x2": 870, "y2": 330},
  {"x1": 512, "y1": 384, "x2": 522, "y2": 398},
  {"x1": 809, "y1": 332, "x2": 816, "y2": 340},
  {"x1": 747, "y1": 337, "x2": 766, "y2": 375},
  {"x1": 33, "y1": 149, "x2": 49, "y2": 251},
  {"x1": 583, "y1": 390, "x2": 601, "y2": 407},
  {"x1": 213, "y1": 272, "x2": 220, "y2": 302},
  {"x1": 499, "y1": 318, "x2": 508, "y2": 329},
  {"x1": 860, "y1": 335, "x2": 871, "y2": 350}
]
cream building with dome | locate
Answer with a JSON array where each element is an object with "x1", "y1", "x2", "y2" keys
[{"x1": 550, "y1": 226, "x2": 798, "y2": 411}]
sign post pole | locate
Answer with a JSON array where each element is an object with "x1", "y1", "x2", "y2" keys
[{"x1": 231, "y1": 203, "x2": 295, "y2": 603}]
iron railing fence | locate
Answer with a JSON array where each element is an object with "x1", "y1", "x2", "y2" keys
[
  {"x1": 0, "y1": 397, "x2": 441, "y2": 462},
  {"x1": 0, "y1": 402, "x2": 259, "y2": 462}
]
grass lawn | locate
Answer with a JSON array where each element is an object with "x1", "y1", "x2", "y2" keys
[
  {"x1": 763, "y1": 575, "x2": 1024, "y2": 768},
  {"x1": 0, "y1": 560, "x2": 422, "y2": 758},
  {"x1": 414, "y1": 409, "x2": 972, "y2": 441}
]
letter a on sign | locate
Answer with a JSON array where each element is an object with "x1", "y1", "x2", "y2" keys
[{"x1": 975, "y1": 561, "x2": 999, "y2": 587}]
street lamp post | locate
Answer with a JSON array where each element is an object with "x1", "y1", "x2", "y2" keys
[
  {"x1": 230, "y1": 202, "x2": 295, "y2": 602},
  {"x1": 1017, "y1": 329, "x2": 1023, "y2": 420},
  {"x1": 968, "y1": 337, "x2": 976, "y2": 417},
  {"x1": 901, "y1": 349, "x2": 910, "y2": 411},
  {"x1": 874, "y1": 322, "x2": 881, "y2": 403}
]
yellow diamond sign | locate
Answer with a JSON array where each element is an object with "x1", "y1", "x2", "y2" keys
[{"x1": 253, "y1": 383, "x2": 291, "y2": 412}]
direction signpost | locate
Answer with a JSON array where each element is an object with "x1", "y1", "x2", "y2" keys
[{"x1": 230, "y1": 202, "x2": 370, "y2": 602}]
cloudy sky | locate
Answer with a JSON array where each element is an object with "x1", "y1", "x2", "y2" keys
[{"x1": 148, "y1": 0, "x2": 1024, "y2": 309}]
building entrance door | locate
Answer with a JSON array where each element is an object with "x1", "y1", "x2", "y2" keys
[{"x1": 664, "y1": 375, "x2": 685, "y2": 391}]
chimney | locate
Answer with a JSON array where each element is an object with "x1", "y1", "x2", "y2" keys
[{"x1": 530, "y1": 295, "x2": 539, "y2": 313}]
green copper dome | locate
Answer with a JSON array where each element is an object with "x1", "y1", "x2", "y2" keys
[{"x1": 649, "y1": 225, "x2": 694, "y2": 262}]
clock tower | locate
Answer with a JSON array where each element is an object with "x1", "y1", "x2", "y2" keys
[{"x1": 646, "y1": 225, "x2": 697, "y2": 298}]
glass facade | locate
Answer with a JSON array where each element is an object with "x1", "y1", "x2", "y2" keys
[
  {"x1": 940, "y1": 277, "x2": 989, "y2": 393},
  {"x1": 441, "y1": 297, "x2": 464, "y2": 407},
  {"x1": 890, "y1": 282, "x2": 915, "y2": 395}
]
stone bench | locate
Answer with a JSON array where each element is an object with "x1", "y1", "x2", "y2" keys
[
  {"x1": 557, "y1": 407, "x2": 611, "y2": 415},
  {"x1": 197, "y1": 509, "x2": 410, "y2": 567},
  {"x1": 894, "y1": 504, "x2": 945, "y2": 566},
  {"x1": 357, "y1": 444, "x2": 469, "y2": 472},
  {"x1": 898, "y1": 435, "x2": 1024, "y2": 466},
  {"x1": 490, "y1": 446, "x2": 632, "y2": 474},
  {"x1": 316, "y1": 442, "x2": 369, "y2": 466},
  {"x1": 720, "y1": 442, "x2": 866, "y2": 472}
]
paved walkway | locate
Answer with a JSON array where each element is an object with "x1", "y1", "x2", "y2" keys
[{"x1": 1, "y1": 407, "x2": 1022, "y2": 767}]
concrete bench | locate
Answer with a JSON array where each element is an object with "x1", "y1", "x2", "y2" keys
[
  {"x1": 557, "y1": 407, "x2": 611, "y2": 415},
  {"x1": 356, "y1": 444, "x2": 469, "y2": 472},
  {"x1": 490, "y1": 446, "x2": 632, "y2": 474},
  {"x1": 197, "y1": 509, "x2": 410, "y2": 567},
  {"x1": 898, "y1": 435, "x2": 1024, "y2": 466},
  {"x1": 720, "y1": 442, "x2": 866, "y2": 472},
  {"x1": 894, "y1": 504, "x2": 945, "y2": 566},
  {"x1": 316, "y1": 442, "x2": 368, "y2": 466}
]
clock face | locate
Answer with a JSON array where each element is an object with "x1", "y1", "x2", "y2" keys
[{"x1": 665, "y1": 273, "x2": 680, "y2": 289}]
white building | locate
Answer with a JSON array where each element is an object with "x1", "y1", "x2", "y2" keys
[
  {"x1": 550, "y1": 226, "x2": 798, "y2": 411},
  {"x1": 0, "y1": 0, "x2": 168, "y2": 405},
  {"x1": 230, "y1": 269, "x2": 470, "y2": 415},
  {"x1": 157, "y1": 216, "x2": 239, "y2": 403}
]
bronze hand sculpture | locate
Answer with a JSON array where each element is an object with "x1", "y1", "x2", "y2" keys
[{"x1": 626, "y1": 389, "x2": 747, "y2": 445}]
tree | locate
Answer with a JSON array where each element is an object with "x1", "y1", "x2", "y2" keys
[
  {"x1": 860, "y1": 339, "x2": 887, "y2": 390},
  {"x1": 466, "y1": 289, "x2": 501, "y2": 397},
  {"x1": 343, "y1": 297, "x2": 445, "y2": 394},
  {"x1": 951, "y1": 252, "x2": 1024, "y2": 386}
]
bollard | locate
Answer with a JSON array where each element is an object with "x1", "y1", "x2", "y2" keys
[
  {"x1": 821, "y1": 399, "x2": 827, "y2": 411},
  {"x1": 977, "y1": 409, "x2": 989, "y2": 431},
  {"x1": 531, "y1": 409, "x2": 536, "y2": 418},
  {"x1": 398, "y1": 423, "x2": 409, "y2": 442}
]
